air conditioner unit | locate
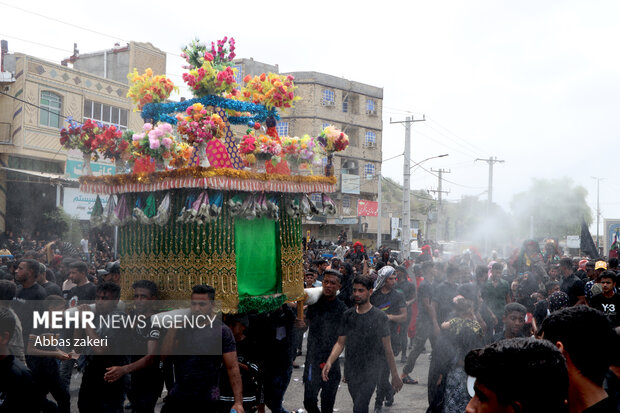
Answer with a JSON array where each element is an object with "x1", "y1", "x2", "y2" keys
[
  {"x1": 365, "y1": 142, "x2": 376, "y2": 148},
  {"x1": 366, "y1": 109, "x2": 377, "y2": 115}
]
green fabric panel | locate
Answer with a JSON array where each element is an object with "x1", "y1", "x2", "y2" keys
[{"x1": 235, "y1": 217, "x2": 278, "y2": 296}]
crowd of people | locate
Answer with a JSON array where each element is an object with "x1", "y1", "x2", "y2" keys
[{"x1": 0, "y1": 231, "x2": 618, "y2": 412}]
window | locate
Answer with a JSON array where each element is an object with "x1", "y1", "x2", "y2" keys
[
  {"x1": 83, "y1": 99, "x2": 129, "y2": 128},
  {"x1": 365, "y1": 163, "x2": 375, "y2": 180},
  {"x1": 233, "y1": 64, "x2": 243, "y2": 85},
  {"x1": 40, "y1": 91, "x2": 62, "y2": 128},
  {"x1": 366, "y1": 99, "x2": 375, "y2": 113},
  {"x1": 276, "y1": 121, "x2": 289, "y2": 136},
  {"x1": 311, "y1": 193, "x2": 322, "y2": 204},
  {"x1": 342, "y1": 196, "x2": 350, "y2": 208},
  {"x1": 365, "y1": 131, "x2": 376, "y2": 147},
  {"x1": 342, "y1": 95, "x2": 349, "y2": 112},
  {"x1": 322, "y1": 89, "x2": 335, "y2": 105}
]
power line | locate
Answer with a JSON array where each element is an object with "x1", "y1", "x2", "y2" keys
[
  {"x1": 0, "y1": 1, "x2": 184, "y2": 60},
  {"x1": 0, "y1": 33, "x2": 73, "y2": 53},
  {"x1": 425, "y1": 116, "x2": 487, "y2": 155}
]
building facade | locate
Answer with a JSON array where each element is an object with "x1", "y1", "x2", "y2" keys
[
  {"x1": 0, "y1": 41, "x2": 164, "y2": 234},
  {"x1": 233, "y1": 59, "x2": 384, "y2": 245}
]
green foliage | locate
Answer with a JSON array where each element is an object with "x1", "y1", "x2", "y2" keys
[
  {"x1": 510, "y1": 178, "x2": 592, "y2": 239},
  {"x1": 41, "y1": 207, "x2": 70, "y2": 239}
]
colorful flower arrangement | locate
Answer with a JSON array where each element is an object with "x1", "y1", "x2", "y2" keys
[
  {"x1": 127, "y1": 68, "x2": 177, "y2": 110},
  {"x1": 131, "y1": 123, "x2": 189, "y2": 169},
  {"x1": 281, "y1": 135, "x2": 320, "y2": 166},
  {"x1": 175, "y1": 103, "x2": 226, "y2": 145},
  {"x1": 99, "y1": 128, "x2": 131, "y2": 161},
  {"x1": 316, "y1": 125, "x2": 349, "y2": 153},
  {"x1": 238, "y1": 133, "x2": 282, "y2": 165},
  {"x1": 240, "y1": 73, "x2": 300, "y2": 110},
  {"x1": 59, "y1": 118, "x2": 107, "y2": 160},
  {"x1": 181, "y1": 38, "x2": 238, "y2": 97}
]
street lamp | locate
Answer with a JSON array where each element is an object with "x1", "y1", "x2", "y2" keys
[{"x1": 401, "y1": 153, "x2": 449, "y2": 258}]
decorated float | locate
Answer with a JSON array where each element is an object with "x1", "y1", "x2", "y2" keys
[{"x1": 60, "y1": 37, "x2": 349, "y2": 313}]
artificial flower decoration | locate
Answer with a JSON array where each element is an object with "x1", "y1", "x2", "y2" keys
[
  {"x1": 238, "y1": 133, "x2": 282, "y2": 166},
  {"x1": 316, "y1": 125, "x2": 349, "y2": 153},
  {"x1": 281, "y1": 135, "x2": 320, "y2": 167},
  {"x1": 127, "y1": 68, "x2": 177, "y2": 110},
  {"x1": 131, "y1": 123, "x2": 185, "y2": 170},
  {"x1": 181, "y1": 38, "x2": 238, "y2": 97},
  {"x1": 240, "y1": 73, "x2": 300, "y2": 110},
  {"x1": 59, "y1": 117, "x2": 109, "y2": 160},
  {"x1": 175, "y1": 103, "x2": 226, "y2": 145}
]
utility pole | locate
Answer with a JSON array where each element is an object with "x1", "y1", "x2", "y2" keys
[
  {"x1": 475, "y1": 156, "x2": 505, "y2": 204},
  {"x1": 592, "y1": 177, "x2": 604, "y2": 251},
  {"x1": 390, "y1": 115, "x2": 425, "y2": 259},
  {"x1": 475, "y1": 156, "x2": 504, "y2": 256},
  {"x1": 376, "y1": 172, "x2": 382, "y2": 250},
  {"x1": 430, "y1": 169, "x2": 450, "y2": 242}
]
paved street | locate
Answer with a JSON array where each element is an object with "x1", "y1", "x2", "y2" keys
[
  {"x1": 68, "y1": 344, "x2": 432, "y2": 412},
  {"x1": 282, "y1": 349, "x2": 431, "y2": 413}
]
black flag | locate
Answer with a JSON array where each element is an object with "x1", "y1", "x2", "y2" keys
[{"x1": 580, "y1": 218, "x2": 599, "y2": 259}]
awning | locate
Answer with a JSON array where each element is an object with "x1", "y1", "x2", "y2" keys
[{"x1": 1, "y1": 167, "x2": 78, "y2": 185}]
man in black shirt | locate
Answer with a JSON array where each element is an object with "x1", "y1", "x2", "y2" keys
[
  {"x1": 401, "y1": 261, "x2": 440, "y2": 385},
  {"x1": 36, "y1": 263, "x2": 62, "y2": 297},
  {"x1": 66, "y1": 260, "x2": 96, "y2": 307},
  {"x1": 161, "y1": 285, "x2": 244, "y2": 413},
  {"x1": 15, "y1": 259, "x2": 47, "y2": 301},
  {"x1": 559, "y1": 257, "x2": 586, "y2": 306},
  {"x1": 297, "y1": 269, "x2": 347, "y2": 413},
  {"x1": 76, "y1": 282, "x2": 130, "y2": 413},
  {"x1": 370, "y1": 266, "x2": 406, "y2": 410},
  {"x1": 322, "y1": 275, "x2": 402, "y2": 413},
  {"x1": 15, "y1": 259, "x2": 46, "y2": 346},
  {"x1": 0, "y1": 307, "x2": 42, "y2": 413},
  {"x1": 394, "y1": 266, "x2": 416, "y2": 363},
  {"x1": 589, "y1": 271, "x2": 620, "y2": 327},
  {"x1": 103, "y1": 280, "x2": 163, "y2": 413},
  {"x1": 540, "y1": 306, "x2": 620, "y2": 412}
]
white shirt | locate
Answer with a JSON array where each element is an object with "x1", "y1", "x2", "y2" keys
[{"x1": 80, "y1": 238, "x2": 88, "y2": 253}]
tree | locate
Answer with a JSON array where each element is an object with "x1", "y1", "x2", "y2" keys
[{"x1": 510, "y1": 178, "x2": 592, "y2": 239}]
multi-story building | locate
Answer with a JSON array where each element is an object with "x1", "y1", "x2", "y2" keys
[
  {"x1": 0, "y1": 40, "x2": 164, "y2": 235},
  {"x1": 233, "y1": 59, "x2": 384, "y2": 245}
]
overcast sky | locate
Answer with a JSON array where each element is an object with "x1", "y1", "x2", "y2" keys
[{"x1": 2, "y1": 0, "x2": 619, "y2": 235}]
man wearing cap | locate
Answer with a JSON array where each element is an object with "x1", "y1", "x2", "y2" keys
[
  {"x1": 100, "y1": 261, "x2": 121, "y2": 285},
  {"x1": 585, "y1": 260, "x2": 607, "y2": 304}
]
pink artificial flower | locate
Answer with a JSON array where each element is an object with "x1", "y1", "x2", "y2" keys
[
  {"x1": 149, "y1": 138, "x2": 160, "y2": 149},
  {"x1": 161, "y1": 123, "x2": 173, "y2": 133},
  {"x1": 204, "y1": 53, "x2": 214, "y2": 62},
  {"x1": 143, "y1": 123, "x2": 153, "y2": 131},
  {"x1": 161, "y1": 137, "x2": 172, "y2": 149},
  {"x1": 132, "y1": 133, "x2": 144, "y2": 141}
]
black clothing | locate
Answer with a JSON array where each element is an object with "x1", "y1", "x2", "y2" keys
[
  {"x1": 303, "y1": 296, "x2": 346, "y2": 413},
  {"x1": 582, "y1": 397, "x2": 616, "y2": 413},
  {"x1": 127, "y1": 313, "x2": 163, "y2": 413},
  {"x1": 433, "y1": 281, "x2": 459, "y2": 324},
  {"x1": 41, "y1": 281, "x2": 62, "y2": 297},
  {"x1": 166, "y1": 320, "x2": 236, "y2": 404},
  {"x1": 416, "y1": 280, "x2": 434, "y2": 320},
  {"x1": 589, "y1": 294, "x2": 620, "y2": 327},
  {"x1": 561, "y1": 274, "x2": 585, "y2": 306},
  {"x1": 338, "y1": 306, "x2": 390, "y2": 375},
  {"x1": 17, "y1": 283, "x2": 46, "y2": 301},
  {"x1": 78, "y1": 310, "x2": 131, "y2": 413},
  {"x1": 0, "y1": 355, "x2": 41, "y2": 413},
  {"x1": 66, "y1": 282, "x2": 97, "y2": 306},
  {"x1": 219, "y1": 336, "x2": 261, "y2": 413},
  {"x1": 338, "y1": 306, "x2": 390, "y2": 413},
  {"x1": 306, "y1": 296, "x2": 347, "y2": 363},
  {"x1": 370, "y1": 288, "x2": 406, "y2": 343}
]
